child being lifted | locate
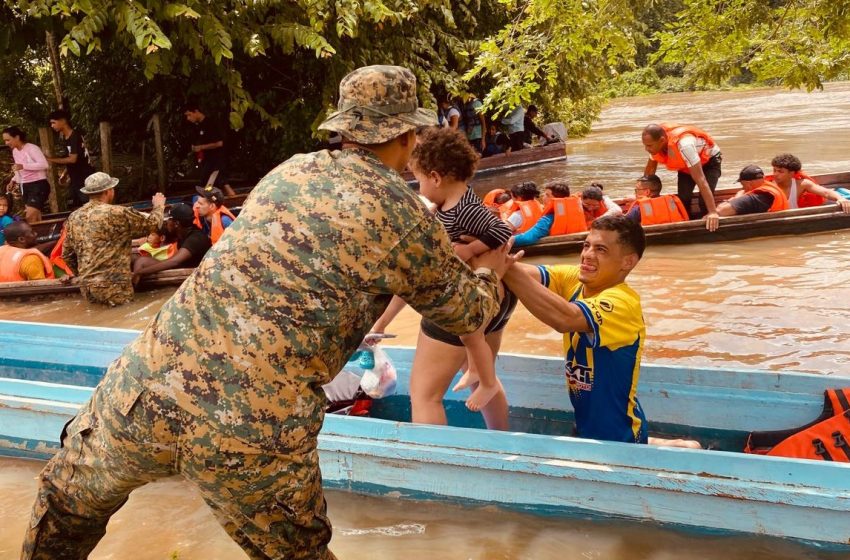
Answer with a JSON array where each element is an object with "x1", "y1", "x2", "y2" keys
[{"x1": 372, "y1": 126, "x2": 517, "y2": 429}]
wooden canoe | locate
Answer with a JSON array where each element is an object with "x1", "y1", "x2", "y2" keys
[
  {"x1": 0, "y1": 268, "x2": 193, "y2": 298},
  {"x1": 520, "y1": 171, "x2": 850, "y2": 256},
  {"x1": 402, "y1": 141, "x2": 567, "y2": 185},
  {"x1": 1, "y1": 320, "x2": 848, "y2": 548}
]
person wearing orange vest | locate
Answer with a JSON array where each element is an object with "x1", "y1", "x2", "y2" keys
[
  {"x1": 768, "y1": 153, "x2": 850, "y2": 213},
  {"x1": 641, "y1": 123, "x2": 721, "y2": 232},
  {"x1": 193, "y1": 186, "x2": 236, "y2": 244},
  {"x1": 505, "y1": 181, "x2": 543, "y2": 233},
  {"x1": 0, "y1": 221, "x2": 54, "y2": 282},
  {"x1": 717, "y1": 165, "x2": 790, "y2": 216},
  {"x1": 514, "y1": 181, "x2": 583, "y2": 246},
  {"x1": 624, "y1": 174, "x2": 689, "y2": 225},
  {"x1": 580, "y1": 185, "x2": 622, "y2": 228}
]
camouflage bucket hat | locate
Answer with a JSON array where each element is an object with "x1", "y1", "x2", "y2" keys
[
  {"x1": 319, "y1": 65, "x2": 437, "y2": 144},
  {"x1": 80, "y1": 172, "x2": 119, "y2": 194}
]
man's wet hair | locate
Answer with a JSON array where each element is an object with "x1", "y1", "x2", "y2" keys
[
  {"x1": 642, "y1": 124, "x2": 665, "y2": 141},
  {"x1": 771, "y1": 153, "x2": 802, "y2": 172},
  {"x1": 3, "y1": 221, "x2": 30, "y2": 243},
  {"x1": 544, "y1": 180, "x2": 570, "y2": 198},
  {"x1": 510, "y1": 181, "x2": 540, "y2": 201},
  {"x1": 591, "y1": 214, "x2": 646, "y2": 258},
  {"x1": 48, "y1": 109, "x2": 71, "y2": 123},
  {"x1": 638, "y1": 174, "x2": 662, "y2": 195},
  {"x1": 412, "y1": 126, "x2": 479, "y2": 181},
  {"x1": 494, "y1": 192, "x2": 512, "y2": 205},
  {"x1": 581, "y1": 186, "x2": 604, "y2": 201},
  {"x1": 588, "y1": 181, "x2": 604, "y2": 191}
]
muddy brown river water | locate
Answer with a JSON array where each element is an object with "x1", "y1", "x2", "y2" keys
[{"x1": 2, "y1": 83, "x2": 850, "y2": 559}]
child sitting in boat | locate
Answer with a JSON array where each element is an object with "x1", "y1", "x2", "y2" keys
[
  {"x1": 371, "y1": 126, "x2": 516, "y2": 428},
  {"x1": 138, "y1": 226, "x2": 173, "y2": 261}
]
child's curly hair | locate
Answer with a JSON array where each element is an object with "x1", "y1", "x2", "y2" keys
[{"x1": 411, "y1": 126, "x2": 480, "y2": 182}]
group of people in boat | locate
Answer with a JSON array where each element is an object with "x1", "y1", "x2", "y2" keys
[{"x1": 472, "y1": 124, "x2": 850, "y2": 244}]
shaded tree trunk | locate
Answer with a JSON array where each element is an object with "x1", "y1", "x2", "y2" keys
[{"x1": 45, "y1": 31, "x2": 66, "y2": 109}]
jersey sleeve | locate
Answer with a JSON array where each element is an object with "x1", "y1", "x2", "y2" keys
[
  {"x1": 574, "y1": 285, "x2": 643, "y2": 350},
  {"x1": 538, "y1": 264, "x2": 581, "y2": 299}
]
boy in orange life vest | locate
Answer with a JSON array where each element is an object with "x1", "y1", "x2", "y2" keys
[
  {"x1": 717, "y1": 165, "x2": 789, "y2": 216},
  {"x1": 514, "y1": 181, "x2": 573, "y2": 247},
  {"x1": 624, "y1": 175, "x2": 689, "y2": 225},
  {"x1": 194, "y1": 186, "x2": 236, "y2": 244},
  {"x1": 0, "y1": 221, "x2": 54, "y2": 282},
  {"x1": 581, "y1": 185, "x2": 622, "y2": 227},
  {"x1": 641, "y1": 123, "x2": 721, "y2": 232},
  {"x1": 768, "y1": 153, "x2": 850, "y2": 213}
]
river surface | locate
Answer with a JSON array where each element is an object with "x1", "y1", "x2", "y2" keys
[{"x1": 3, "y1": 83, "x2": 850, "y2": 559}]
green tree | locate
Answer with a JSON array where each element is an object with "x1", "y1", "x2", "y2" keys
[{"x1": 655, "y1": 0, "x2": 850, "y2": 90}]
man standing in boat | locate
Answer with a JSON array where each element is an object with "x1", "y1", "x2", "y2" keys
[
  {"x1": 60, "y1": 172, "x2": 165, "y2": 306},
  {"x1": 641, "y1": 123, "x2": 721, "y2": 231},
  {"x1": 22, "y1": 65, "x2": 505, "y2": 560}
]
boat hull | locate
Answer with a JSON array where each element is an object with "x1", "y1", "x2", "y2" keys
[{"x1": 0, "y1": 320, "x2": 848, "y2": 547}]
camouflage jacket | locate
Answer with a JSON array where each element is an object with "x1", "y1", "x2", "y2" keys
[
  {"x1": 63, "y1": 200, "x2": 163, "y2": 289},
  {"x1": 108, "y1": 148, "x2": 500, "y2": 451}
]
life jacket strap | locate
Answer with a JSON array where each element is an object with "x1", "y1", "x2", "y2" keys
[{"x1": 812, "y1": 438, "x2": 833, "y2": 461}]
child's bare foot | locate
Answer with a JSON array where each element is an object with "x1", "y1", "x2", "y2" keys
[
  {"x1": 466, "y1": 383, "x2": 502, "y2": 412},
  {"x1": 452, "y1": 370, "x2": 480, "y2": 392}
]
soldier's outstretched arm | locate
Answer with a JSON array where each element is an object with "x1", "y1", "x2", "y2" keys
[
  {"x1": 124, "y1": 204, "x2": 165, "y2": 238},
  {"x1": 368, "y1": 219, "x2": 501, "y2": 338}
]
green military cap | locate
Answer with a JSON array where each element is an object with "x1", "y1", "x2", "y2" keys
[{"x1": 319, "y1": 65, "x2": 437, "y2": 144}]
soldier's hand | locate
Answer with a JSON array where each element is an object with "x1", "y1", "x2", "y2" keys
[
  {"x1": 152, "y1": 192, "x2": 166, "y2": 208},
  {"x1": 704, "y1": 212, "x2": 720, "y2": 232}
]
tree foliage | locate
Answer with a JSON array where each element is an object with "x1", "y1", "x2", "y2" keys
[{"x1": 655, "y1": 0, "x2": 850, "y2": 90}]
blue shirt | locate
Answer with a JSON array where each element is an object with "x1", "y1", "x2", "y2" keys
[
  {"x1": 0, "y1": 215, "x2": 15, "y2": 246},
  {"x1": 513, "y1": 214, "x2": 553, "y2": 247},
  {"x1": 539, "y1": 264, "x2": 648, "y2": 443},
  {"x1": 625, "y1": 204, "x2": 641, "y2": 223},
  {"x1": 201, "y1": 214, "x2": 233, "y2": 239}
]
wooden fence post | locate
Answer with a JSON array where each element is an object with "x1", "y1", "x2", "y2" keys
[
  {"x1": 37, "y1": 127, "x2": 60, "y2": 213},
  {"x1": 99, "y1": 121, "x2": 112, "y2": 175},
  {"x1": 151, "y1": 114, "x2": 167, "y2": 192}
]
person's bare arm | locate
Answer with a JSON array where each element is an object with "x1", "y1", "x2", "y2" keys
[
  {"x1": 453, "y1": 239, "x2": 490, "y2": 262},
  {"x1": 46, "y1": 154, "x2": 78, "y2": 165},
  {"x1": 503, "y1": 263, "x2": 592, "y2": 333},
  {"x1": 644, "y1": 159, "x2": 658, "y2": 176},
  {"x1": 133, "y1": 248, "x2": 194, "y2": 280},
  {"x1": 688, "y1": 162, "x2": 719, "y2": 231},
  {"x1": 802, "y1": 180, "x2": 850, "y2": 214},
  {"x1": 371, "y1": 295, "x2": 407, "y2": 333},
  {"x1": 192, "y1": 140, "x2": 224, "y2": 152}
]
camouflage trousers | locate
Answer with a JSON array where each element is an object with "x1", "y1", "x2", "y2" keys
[
  {"x1": 21, "y1": 373, "x2": 336, "y2": 560},
  {"x1": 79, "y1": 281, "x2": 134, "y2": 307}
]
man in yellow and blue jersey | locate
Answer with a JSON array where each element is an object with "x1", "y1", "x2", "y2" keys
[{"x1": 501, "y1": 214, "x2": 648, "y2": 443}]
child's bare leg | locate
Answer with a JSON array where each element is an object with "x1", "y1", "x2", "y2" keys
[
  {"x1": 478, "y1": 329, "x2": 509, "y2": 430},
  {"x1": 409, "y1": 330, "x2": 468, "y2": 425},
  {"x1": 460, "y1": 330, "x2": 500, "y2": 413}
]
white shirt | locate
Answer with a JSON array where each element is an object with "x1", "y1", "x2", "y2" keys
[{"x1": 677, "y1": 134, "x2": 722, "y2": 168}]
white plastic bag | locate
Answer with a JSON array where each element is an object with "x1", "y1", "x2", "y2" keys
[{"x1": 359, "y1": 345, "x2": 397, "y2": 399}]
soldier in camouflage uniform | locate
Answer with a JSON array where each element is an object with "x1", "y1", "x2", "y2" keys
[
  {"x1": 62, "y1": 172, "x2": 166, "y2": 306},
  {"x1": 22, "y1": 65, "x2": 505, "y2": 560}
]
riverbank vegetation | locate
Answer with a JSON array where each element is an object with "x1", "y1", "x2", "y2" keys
[{"x1": 2, "y1": 0, "x2": 848, "y2": 192}]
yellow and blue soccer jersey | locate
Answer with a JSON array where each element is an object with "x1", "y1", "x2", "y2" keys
[{"x1": 538, "y1": 264, "x2": 648, "y2": 443}]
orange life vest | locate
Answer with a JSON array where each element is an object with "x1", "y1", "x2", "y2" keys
[
  {"x1": 482, "y1": 189, "x2": 506, "y2": 208},
  {"x1": 498, "y1": 199, "x2": 516, "y2": 222},
  {"x1": 651, "y1": 124, "x2": 716, "y2": 172},
  {"x1": 544, "y1": 196, "x2": 587, "y2": 235},
  {"x1": 49, "y1": 226, "x2": 74, "y2": 277},
  {"x1": 749, "y1": 181, "x2": 790, "y2": 213},
  {"x1": 765, "y1": 171, "x2": 825, "y2": 208},
  {"x1": 194, "y1": 205, "x2": 236, "y2": 244},
  {"x1": 745, "y1": 389, "x2": 850, "y2": 462},
  {"x1": 513, "y1": 199, "x2": 544, "y2": 234},
  {"x1": 0, "y1": 245, "x2": 55, "y2": 282},
  {"x1": 631, "y1": 194, "x2": 689, "y2": 225}
]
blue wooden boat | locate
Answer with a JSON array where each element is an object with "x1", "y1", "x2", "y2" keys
[{"x1": 1, "y1": 320, "x2": 848, "y2": 548}]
